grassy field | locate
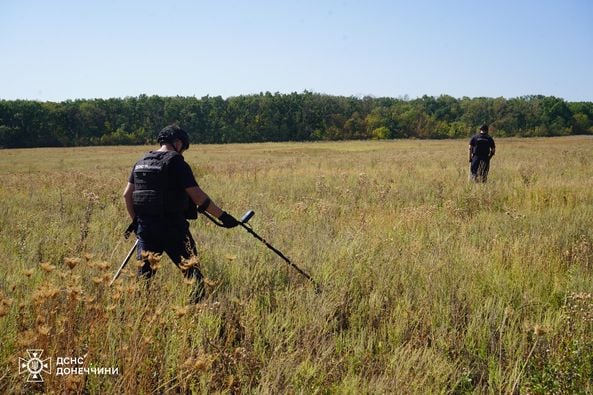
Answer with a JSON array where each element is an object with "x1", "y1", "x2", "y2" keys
[{"x1": 1, "y1": 136, "x2": 593, "y2": 393}]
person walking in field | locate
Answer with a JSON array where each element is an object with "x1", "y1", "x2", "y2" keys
[
  {"x1": 122, "y1": 124, "x2": 239, "y2": 303},
  {"x1": 469, "y1": 124, "x2": 496, "y2": 182}
]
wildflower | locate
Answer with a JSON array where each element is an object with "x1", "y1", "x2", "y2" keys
[
  {"x1": 204, "y1": 278, "x2": 217, "y2": 287},
  {"x1": 183, "y1": 278, "x2": 197, "y2": 286},
  {"x1": 40, "y1": 262, "x2": 56, "y2": 273},
  {"x1": 194, "y1": 356, "x2": 211, "y2": 371},
  {"x1": 0, "y1": 304, "x2": 9, "y2": 318},
  {"x1": 32, "y1": 286, "x2": 60, "y2": 305},
  {"x1": 96, "y1": 261, "x2": 110, "y2": 271},
  {"x1": 533, "y1": 325, "x2": 547, "y2": 336},
  {"x1": 83, "y1": 190, "x2": 99, "y2": 203},
  {"x1": 179, "y1": 256, "x2": 199, "y2": 272},
  {"x1": 18, "y1": 330, "x2": 38, "y2": 347},
  {"x1": 64, "y1": 257, "x2": 81, "y2": 270},
  {"x1": 1, "y1": 297, "x2": 12, "y2": 308},
  {"x1": 182, "y1": 357, "x2": 195, "y2": 370},
  {"x1": 173, "y1": 306, "x2": 189, "y2": 318},
  {"x1": 64, "y1": 375, "x2": 83, "y2": 392},
  {"x1": 141, "y1": 251, "x2": 162, "y2": 271},
  {"x1": 37, "y1": 325, "x2": 51, "y2": 336},
  {"x1": 67, "y1": 286, "x2": 83, "y2": 299},
  {"x1": 234, "y1": 347, "x2": 247, "y2": 360}
]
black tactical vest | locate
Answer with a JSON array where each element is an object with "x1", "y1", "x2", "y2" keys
[
  {"x1": 132, "y1": 151, "x2": 191, "y2": 217},
  {"x1": 473, "y1": 135, "x2": 493, "y2": 158}
]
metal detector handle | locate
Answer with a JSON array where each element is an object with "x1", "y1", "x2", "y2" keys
[
  {"x1": 240, "y1": 210, "x2": 255, "y2": 224},
  {"x1": 109, "y1": 239, "x2": 138, "y2": 286},
  {"x1": 201, "y1": 209, "x2": 254, "y2": 227}
]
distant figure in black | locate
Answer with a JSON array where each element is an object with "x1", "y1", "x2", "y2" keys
[{"x1": 469, "y1": 124, "x2": 496, "y2": 182}]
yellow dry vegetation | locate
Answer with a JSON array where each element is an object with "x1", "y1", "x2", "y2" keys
[{"x1": 0, "y1": 136, "x2": 592, "y2": 393}]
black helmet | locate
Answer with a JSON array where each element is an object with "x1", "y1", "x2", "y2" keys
[
  {"x1": 480, "y1": 124, "x2": 489, "y2": 133},
  {"x1": 157, "y1": 124, "x2": 190, "y2": 150}
]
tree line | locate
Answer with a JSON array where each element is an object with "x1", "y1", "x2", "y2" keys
[{"x1": 0, "y1": 92, "x2": 592, "y2": 148}]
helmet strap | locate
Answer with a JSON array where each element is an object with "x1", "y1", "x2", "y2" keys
[{"x1": 173, "y1": 140, "x2": 183, "y2": 153}]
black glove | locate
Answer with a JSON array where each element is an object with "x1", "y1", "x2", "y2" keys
[
  {"x1": 124, "y1": 217, "x2": 138, "y2": 239},
  {"x1": 219, "y1": 212, "x2": 239, "y2": 228}
]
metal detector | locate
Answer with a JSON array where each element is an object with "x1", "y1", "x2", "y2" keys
[
  {"x1": 110, "y1": 210, "x2": 320, "y2": 291},
  {"x1": 203, "y1": 209, "x2": 320, "y2": 292}
]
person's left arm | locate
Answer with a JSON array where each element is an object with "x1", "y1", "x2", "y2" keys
[
  {"x1": 185, "y1": 186, "x2": 223, "y2": 218},
  {"x1": 123, "y1": 182, "x2": 135, "y2": 220}
]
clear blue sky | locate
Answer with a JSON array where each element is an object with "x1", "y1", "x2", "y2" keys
[{"x1": 1, "y1": 0, "x2": 592, "y2": 102}]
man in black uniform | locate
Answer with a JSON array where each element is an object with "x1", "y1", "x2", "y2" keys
[
  {"x1": 122, "y1": 124, "x2": 239, "y2": 303},
  {"x1": 469, "y1": 124, "x2": 496, "y2": 182}
]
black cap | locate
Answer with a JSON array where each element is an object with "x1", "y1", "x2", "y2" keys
[
  {"x1": 480, "y1": 124, "x2": 489, "y2": 133},
  {"x1": 157, "y1": 124, "x2": 189, "y2": 150}
]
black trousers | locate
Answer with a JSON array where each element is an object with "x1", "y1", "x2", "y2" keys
[
  {"x1": 470, "y1": 156, "x2": 491, "y2": 182},
  {"x1": 136, "y1": 215, "x2": 204, "y2": 302}
]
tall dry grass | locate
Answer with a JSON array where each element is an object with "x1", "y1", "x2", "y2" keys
[{"x1": 1, "y1": 137, "x2": 592, "y2": 393}]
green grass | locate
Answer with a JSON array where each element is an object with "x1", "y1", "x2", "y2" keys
[{"x1": 1, "y1": 136, "x2": 592, "y2": 393}]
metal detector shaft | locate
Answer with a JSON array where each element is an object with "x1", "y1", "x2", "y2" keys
[
  {"x1": 109, "y1": 239, "x2": 138, "y2": 286},
  {"x1": 239, "y1": 222, "x2": 319, "y2": 288},
  {"x1": 202, "y1": 209, "x2": 320, "y2": 291}
]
